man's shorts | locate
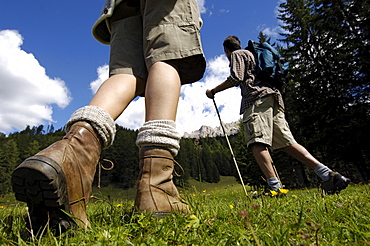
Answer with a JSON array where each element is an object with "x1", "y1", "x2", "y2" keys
[
  {"x1": 109, "y1": 0, "x2": 206, "y2": 84},
  {"x1": 242, "y1": 94, "x2": 297, "y2": 150}
]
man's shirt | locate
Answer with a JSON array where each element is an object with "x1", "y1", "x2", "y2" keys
[{"x1": 226, "y1": 49, "x2": 284, "y2": 114}]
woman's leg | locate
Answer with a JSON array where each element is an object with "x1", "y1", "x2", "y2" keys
[
  {"x1": 89, "y1": 73, "x2": 146, "y2": 120},
  {"x1": 144, "y1": 61, "x2": 181, "y2": 121}
]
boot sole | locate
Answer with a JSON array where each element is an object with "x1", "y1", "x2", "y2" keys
[
  {"x1": 11, "y1": 155, "x2": 74, "y2": 233},
  {"x1": 322, "y1": 174, "x2": 350, "y2": 195}
]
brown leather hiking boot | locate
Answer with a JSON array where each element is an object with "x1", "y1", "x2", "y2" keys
[
  {"x1": 134, "y1": 147, "x2": 188, "y2": 215},
  {"x1": 11, "y1": 121, "x2": 102, "y2": 234}
]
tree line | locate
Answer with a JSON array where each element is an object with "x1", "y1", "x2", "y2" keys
[
  {"x1": 0, "y1": 0, "x2": 369, "y2": 194},
  {"x1": 0, "y1": 125, "x2": 238, "y2": 194}
]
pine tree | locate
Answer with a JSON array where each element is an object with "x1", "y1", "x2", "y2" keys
[
  {"x1": 278, "y1": 0, "x2": 370, "y2": 182},
  {"x1": 200, "y1": 145, "x2": 220, "y2": 183},
  {"x1": 0, "y1": 139, "x2": 19, "y2": 194}
]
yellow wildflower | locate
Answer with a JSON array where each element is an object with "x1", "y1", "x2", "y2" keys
[
  {"x1": 278, "y1": 188, "x2": 289, "y2": 194},
  {"x1": 270, "y1": 190, "x2": 279, "y2": 196}
]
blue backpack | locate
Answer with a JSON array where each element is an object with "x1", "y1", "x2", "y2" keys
[{"x1": 246, "y1": 40, "x2": 289, "y2": 89}]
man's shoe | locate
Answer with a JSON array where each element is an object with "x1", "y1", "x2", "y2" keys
[
  {"x1": 322, "y1": 171, "x2": 350, "y2": 195},
  {"x1": 263, "y1": 185, "x2": 289, "y2": 197}
]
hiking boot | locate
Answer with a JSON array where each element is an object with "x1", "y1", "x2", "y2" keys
[
  {"x1": 322, "y1": 171, "x2": 350, "y2": 195},
  {"x1": 263, "y1": 185, "x2": 289, "y2": 197},
  {"x1": 134, "y1": 147, "x2": 188, "y2": 215},
  {"x1": 11, "y1": 121, "x2": 102, "y2": 234}
]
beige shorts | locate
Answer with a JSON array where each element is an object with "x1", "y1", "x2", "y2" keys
[
  {"x1": 109, "y1": 0, "x2": 206, "y2": 84},
  {"x1": 243, "y1": 94, "x2": 296, "y2": 150}
]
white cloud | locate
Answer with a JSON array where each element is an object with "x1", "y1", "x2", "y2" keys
[
  {"x1": 197, "y1": 0, "x2": 207, "y2": 14},
  {"x1": 116, "y1": 97, "x2": 145, "y2": 130},
  {"x1": 0, "y1": 30, "x2": 71, "y2": 133},
  {"x1": 90, "y1": 65, "x2": 109, "y2": 94},
  {"x1": 176, "y1": 55, "x2": 241, "y2": 135},
  {"x1": 90, "y1": 54, "x2": 242, "y2": 136},
  {"x1": 256, "y1": 1, "x2": 286, "y2": 39},
  {"x1": 261, "y1": 26, "x2": 283, "y2": 38}
]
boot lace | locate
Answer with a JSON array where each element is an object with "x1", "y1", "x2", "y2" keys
[
  {"x1": 97, "y1": 159, "x2": 115, "y2": 188},
  {"x1": 142, "y1": 155, "x2": 184, "y2": 177}
]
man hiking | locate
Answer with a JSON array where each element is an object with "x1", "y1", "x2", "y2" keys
[{"x1": 206, "y1": 35, "x2": 349, "y2": 195}]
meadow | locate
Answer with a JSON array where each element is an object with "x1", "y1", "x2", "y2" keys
[{"x1": 0, "y1": 177, "x2": 369, "y2": 245}]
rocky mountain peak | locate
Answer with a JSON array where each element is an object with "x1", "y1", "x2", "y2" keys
[{"x1": 183, "y1": 121, "x2": 240, "y2": 138}]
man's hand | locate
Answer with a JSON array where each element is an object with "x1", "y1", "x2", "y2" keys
[{"x1": 206, "y1": 89, "x2": 215, "y2": 99}]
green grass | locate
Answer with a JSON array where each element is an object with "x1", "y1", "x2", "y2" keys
[{"x1": 0, "y1": 177, "x2": 369, "y2": 245}]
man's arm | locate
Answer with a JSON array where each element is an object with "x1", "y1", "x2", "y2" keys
[{"x1": 206, "y1": 79, "x2": 235, "y2": 99}]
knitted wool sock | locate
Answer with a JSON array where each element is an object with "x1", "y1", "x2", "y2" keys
[
  {"x1": 135, "y1": 120, "x2": 181, "y2": 156},
  {"x1": 65, "y1": 106, "x2": 116, "y2": 148},
  {"x1": 267, "y1": 177, "x2": 282, "y2": 192},
  {"x1": 314, "y1": 163, "x2": 332, "y2": 181}
]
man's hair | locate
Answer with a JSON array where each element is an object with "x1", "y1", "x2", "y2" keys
[{"x1": 223, "y1": 36, "x2": 241, "y2": 52}]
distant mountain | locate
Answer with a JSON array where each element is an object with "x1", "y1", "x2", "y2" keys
[{"x1": 183, "y1": 121, "x2": 240, "y2": 138}]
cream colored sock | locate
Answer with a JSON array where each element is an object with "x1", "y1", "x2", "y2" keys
[
  {"x1": 136, "y1": 120, "x2": 181, "y2": 156},
  {"x1": 65, "y1": 106, "x2": 116, "y2": 148}
]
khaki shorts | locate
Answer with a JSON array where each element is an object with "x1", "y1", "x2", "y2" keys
[
  {"x1": 109, "y1": 0, "x2": 206, "y2": 84},
  {"x1": 243, "y1": 94, "x2": 296, "y2": 150}
]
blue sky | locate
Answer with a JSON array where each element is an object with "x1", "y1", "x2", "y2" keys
[{"x1": 0, "y1": 0, "x2": 284, "y2": 135}]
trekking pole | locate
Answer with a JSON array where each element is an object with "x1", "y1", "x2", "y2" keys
[
  {"x1": 267, "y1": 147, "x2": 283, "y2": 188},
  {"x1": 272, "y1": 161, "x2": 283, "y2": 188},
  {"x1": 212, "y1": 98, "x2": 252, "y2": 202}
]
